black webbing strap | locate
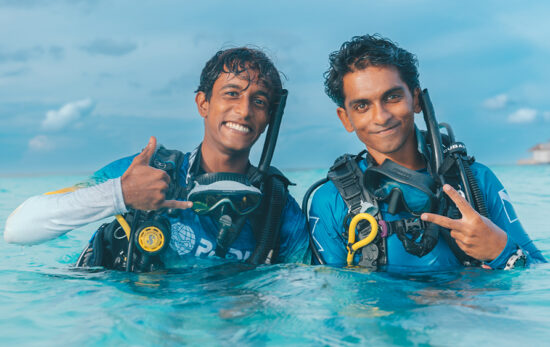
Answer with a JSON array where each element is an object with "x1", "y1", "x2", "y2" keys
[{"x1": 327, "y1": 152, "x2": 374, "y2": 215}]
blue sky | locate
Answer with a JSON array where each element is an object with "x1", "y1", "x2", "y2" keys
[{"x1": 1, "y1": 0, "x2": 549, "y2": 174}]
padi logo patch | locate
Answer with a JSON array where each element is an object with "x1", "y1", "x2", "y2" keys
[
  {"x1": 170, "y1": 222, "x2": 196, "y2": 255},
  {"x1": 498, "y1": 189, "x2": 518, "y2": 223}
]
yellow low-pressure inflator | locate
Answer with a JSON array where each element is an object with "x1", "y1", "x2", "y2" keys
[
  {"x1": 115, "y1": 214, "x2": 171, "y2": 255},
  {"x1": 346, "y1": 213, "x2": 378, "y2": 266},
  {"x1": 135, "y1": 218, "x2": 171, "y2": 255}
]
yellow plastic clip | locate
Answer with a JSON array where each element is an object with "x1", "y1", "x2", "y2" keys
[
  {"x1": 346, "y1": 213, "x2": 378, "y2": 266},
  {"x1": 115, "y1": 214, "x2": 132, "y2": 240}
]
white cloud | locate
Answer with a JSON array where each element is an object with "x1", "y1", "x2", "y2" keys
[
  {"x1": 42, "y1": 98, "x2": 94, "y2": 131},
  {"x1": 28, "y1": 135, "x2": 54, "y2": 151},
  {"x1": 507, "y1": 108, "x2": 537, "y2": 123},
  {"x1": 483, "y1": 94, "x2": 509, "y2": 110}
]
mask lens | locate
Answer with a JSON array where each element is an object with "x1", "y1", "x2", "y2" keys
[
  {"x1": 187, "y1": 173, "x2": 263, "y2": 216},
  {"x1": 364, "y1": 162, "x2": 436, "y2": 216}
]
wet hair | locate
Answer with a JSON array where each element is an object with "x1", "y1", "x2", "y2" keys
[
  {"x1": 195, "y1": 47, "x2": 283, "y2": 113},
  {"x1": 324, "y1": 34, "x2": 420, "y2": 107}
]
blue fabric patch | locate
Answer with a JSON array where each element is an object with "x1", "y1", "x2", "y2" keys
[{"x1": 498, "y1": 189, "x2": 518, "y2": 223}]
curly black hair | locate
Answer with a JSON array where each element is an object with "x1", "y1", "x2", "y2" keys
[
  {"x1": 195, "y1": 47, "x2": 283, "y2": 113},
  {"x1": 324, "y1": 34, "x2": 420, "y2": 107}
]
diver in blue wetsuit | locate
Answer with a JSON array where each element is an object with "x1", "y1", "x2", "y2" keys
[
  {"x1": 305, "y1": 34, "x2": 545, "y2": 271},
  {"x1": 5, "y1": 47, "x2": 309, "y2": 270}
]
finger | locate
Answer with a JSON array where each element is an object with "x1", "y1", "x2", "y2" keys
[
  {"x1": 160, "y1": 170, "x2": 171, "y2": 184},
  {"x1": 450, "y1": 234, "x2": 472, "y2": 255},
  {"x1": 442, "y1": 184, "x2": 475, "y2": 216},
  {"x1": 132, "y1": 136, "x2": 157, "y2": 165},
  {"x1": 421, "y1": 212, "x2": 461, "y2": 230},
  {"x1": 161, "y1": 200, "x2": 193, "y2": 210},
  {"x1": 450, "y1": 230, "x2": 466, "y2": 244}
]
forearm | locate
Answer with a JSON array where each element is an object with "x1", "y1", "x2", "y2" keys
[{"x1": 4, "y1": 178, "x2": 127, "y2": 245}]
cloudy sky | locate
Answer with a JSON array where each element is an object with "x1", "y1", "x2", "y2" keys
[{"x1": 1, "y1": 0, "x2": 549, "y2": 174}]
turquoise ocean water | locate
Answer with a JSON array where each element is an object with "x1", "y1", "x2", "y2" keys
[{"x1": 1, "y1": 166, "x2": 550, "y2": 346}]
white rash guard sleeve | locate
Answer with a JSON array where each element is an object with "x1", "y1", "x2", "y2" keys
[{"x1": 4, "y1": 178, "x2": 128, "y2": 245}]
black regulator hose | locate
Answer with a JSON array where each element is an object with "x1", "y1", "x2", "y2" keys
[
  {"x1": 440, "y1": 123, "x2": 489, "y2": 218},
  {"x1": 126, "y1": 210, "x2": 141, "y2": 272},
  {"x1": 462, "y1": 160, "x2": 489, "y2": 218}
]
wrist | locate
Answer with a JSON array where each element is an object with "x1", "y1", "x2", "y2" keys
[{"x1": 504, "y1": 248, "x2": 527, "y2": 270}]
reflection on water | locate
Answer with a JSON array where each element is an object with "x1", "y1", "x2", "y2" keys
[{"x1": 1, "y1": 167, "x2": 550, "y2": 345}]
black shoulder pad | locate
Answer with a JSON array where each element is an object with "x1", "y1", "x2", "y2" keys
[
  {"x1": 151, "y1": 146, "x2": 185, "y2": 181},
  {"x1": 248, "y1": 165, "x2": 293, "y2": 188},
  {"x1": 329, "y1": 153, "x2": 356, "y2": 173},
  {"x1": 266, "y1": 166, "x2": 293, "y2": 187},
  {"x1": 151, "y1": 146, "x2": 187, "y2": 199}
]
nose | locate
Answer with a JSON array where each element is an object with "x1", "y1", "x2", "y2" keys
[
  {"x1": 234, "y1": 95, "x2": 251, "y2": 118},
  {"x1": 372, "y1": 103, "x2": 392, "y2": 125}
]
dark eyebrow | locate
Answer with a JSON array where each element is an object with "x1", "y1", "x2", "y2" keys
[
  {"x1": 382, "y1": 86, "x2": 405, "y2": 98},
  {"x1": 220, "y1": 83, "x2": 271, "y2": 102},
  {"x1": 347, "y1": 97, "x2": 370, "y2": 108},
  {"x1": 253, "y1": 90, "x2": 270, "y2": 99},
  {"x1": 220, "y1": 84, "x2": 245, "y2": 91}
]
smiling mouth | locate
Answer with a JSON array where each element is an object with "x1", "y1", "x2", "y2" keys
[
  {"x1": 224, "y1": 121, "x2": 252, "y2": 134},
  {"x1": 373, "y1": 123, "x2": 400, "y2": 135}
]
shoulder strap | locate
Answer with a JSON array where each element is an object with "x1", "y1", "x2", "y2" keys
[
  {"x1": 327, "y1": 151, "x2": 376, "y2": 215},
  {"x1": 151, "y1": 146, "x2": 187, "y2": 200},
  {"x1": 327, "y1": 152, "x2": 386, "y2": 269}
]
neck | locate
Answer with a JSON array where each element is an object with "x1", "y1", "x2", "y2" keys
[
  {"x1": 369, "y1": 137, "x2": 425, "y2": 171},
  {"x1": 200, "y1": 144, "x2": 250, "y2": 174}
]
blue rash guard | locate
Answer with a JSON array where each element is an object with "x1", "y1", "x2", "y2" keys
[
  {"x1": 309, "y1": 132, "x2": 546, "y2": 271},
  {"x1": 88, "y1": 148, "x2": 310, "y2": 265}
]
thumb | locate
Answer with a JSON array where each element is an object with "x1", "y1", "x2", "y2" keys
[{"x1": 133, "y1": 136, "x2": 157, "y2": 165}]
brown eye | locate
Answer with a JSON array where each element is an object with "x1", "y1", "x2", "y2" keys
[{"x1": 386, "y1": 94, "x2": 402, "y2": 103}]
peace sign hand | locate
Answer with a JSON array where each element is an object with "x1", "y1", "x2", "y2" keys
[
  {"x1": 121, "y1": 136, "x2": 193, "y2": 211},
  {"x1": 421, "y1": 184, "x2": 507, "y2": 262}
]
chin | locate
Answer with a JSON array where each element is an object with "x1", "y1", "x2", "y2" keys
[{"x1": 224, "y1": 142, "x2": 254, "y2": 154}]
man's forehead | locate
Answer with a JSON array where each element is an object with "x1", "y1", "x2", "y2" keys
[
  {"x1": 216, "y1": 70, "x2": 271, "y2": 93},
  {"x1": 344, "y1": 66, "x2": 406, "y2": 90}
]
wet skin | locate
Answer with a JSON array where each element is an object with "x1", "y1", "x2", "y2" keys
[
  {"x1": 336, "y1": 65, "x2": 423, "y2": 170},
  {"x1": 196, "y1": 71, "x2": 271, "y2": 173}
]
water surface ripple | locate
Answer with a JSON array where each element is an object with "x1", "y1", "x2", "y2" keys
[{"x1": 1, "y1": 166, "x2": 549, "y2": 346}]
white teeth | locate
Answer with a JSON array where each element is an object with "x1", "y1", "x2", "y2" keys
[{"x1": 225, "y1": 122, "x2": 250, "y2": 133}]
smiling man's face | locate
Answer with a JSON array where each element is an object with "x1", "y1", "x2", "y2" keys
[
  {"x1": 336, "y1": 65, "x2": 421, "y2": 161},
  {"x1": 196, "y1": 69, "x2": 271, "y2": 156}
]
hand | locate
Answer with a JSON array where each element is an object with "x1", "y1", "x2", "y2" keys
[
  {"x1": 421, "y1": 184, "x2": 507, "y2": 262},
  {"x1": 121, "y1": 136, "x2": 193, "y2": 211}
]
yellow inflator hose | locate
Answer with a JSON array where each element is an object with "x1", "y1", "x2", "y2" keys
[{"x1": 346, "y1": 213, "x2": 378, "y2": 266}]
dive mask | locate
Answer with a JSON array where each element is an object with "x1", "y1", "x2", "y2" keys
[
  {"x1": 187, "y1": 172, "x2": 262, "y2": 216},
  {"x1": 363, "y1": 159, "x2": 437, "y2": 216}
]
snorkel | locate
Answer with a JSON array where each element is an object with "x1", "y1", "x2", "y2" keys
[
  {"x1": 418, "y1": 89, "x2": 488, "y2": 217},
  {"x1": 258, "y1": 89, "x2": 288, "y2": 176},
  {"x1": 418, "y1": 89, "x2": 446, "y2": 186},
  {"x1": 247, "y1": 89, "x2": 289, "y2": 264}
]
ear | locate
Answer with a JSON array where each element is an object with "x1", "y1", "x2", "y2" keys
[
  {"x1": 336, "y1": 107, "x2": 355, "y2": 133},
  {"x1": 195, "y1": 92, "x2": 209, "y2": 119},
  {"x1": 413, "y1": 87, "x2": 422, "y2": 114}
]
